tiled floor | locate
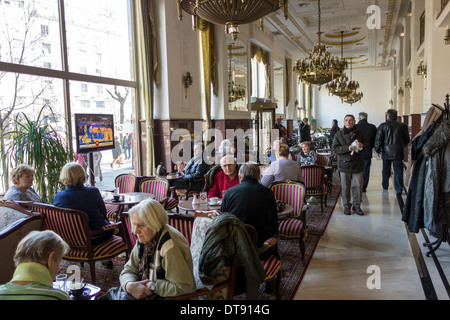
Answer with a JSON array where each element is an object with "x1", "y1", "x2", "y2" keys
[{"x1": 293, "y1": 158, "x2": 450, "y2": 300}]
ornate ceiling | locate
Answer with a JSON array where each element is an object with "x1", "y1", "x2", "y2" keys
[{"x1": 264, "y1": 0, "x2": 408, "y2": 69}]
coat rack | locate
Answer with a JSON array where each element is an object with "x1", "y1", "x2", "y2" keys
[{"x1": 423, "y1": 94, "x2": 449, "y2": 256}]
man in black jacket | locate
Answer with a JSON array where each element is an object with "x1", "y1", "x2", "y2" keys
[
  {"x1": 299, "y1": 118, "x2": 311, "y2": 142},
  {"x1": 355, "y1": 112, "x2": 377, "y2": 192},
  {"x1": 221, "y1": 163, "x2": 278, "y2": 248},
  {"x1": 375, "y1": 109, "x2": 410, "y2": 195},
  {"x1": 332, "y1": 114, "x2": 366, "y2": 215}
]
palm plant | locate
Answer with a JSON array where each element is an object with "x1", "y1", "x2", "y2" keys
[{"x1": 5, "y1": 106, "x2": 73, "y2": 203}]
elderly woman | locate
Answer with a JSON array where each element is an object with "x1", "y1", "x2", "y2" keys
[
  {"x1": 261, "y1": 143, "x2": 303, "y2": 188},
  {"x1": 3, "y1": 164, "x2": 44, "y2": 203},
  {"x1": 53, "y1": 162, "x2": 113, "y2": 247},
  {"x1": 0, "y1": 230, "x2": 70, "y2": 300},
  {"x1": 297, "y1": 141, "x2": 317, "y2": 166},
  {"x1": 103, "y1": 199, "x2": 195, "y2": 300}
]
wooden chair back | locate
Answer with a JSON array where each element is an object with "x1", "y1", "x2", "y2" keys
[
  {"x1": 139, "y1": 177, "x2": 169, "y2": 202},
  {"x1": 270, "y1": 181, "x2": 306, "y2": 219},
  {"x1": 115, "y1": 173, "x2": 138, "y2": 193}
]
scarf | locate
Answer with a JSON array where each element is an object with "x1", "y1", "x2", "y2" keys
[{"x1": 138, "y1": 230, "x2": 162, "y2": 281}]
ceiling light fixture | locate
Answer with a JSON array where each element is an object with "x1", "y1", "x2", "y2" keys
[
  {"x1": 177, "y1": 0, "x2": 289, "y2": 41},
  {"x1": 293, "y1": 0, "x2": 346, "y2": 87}
]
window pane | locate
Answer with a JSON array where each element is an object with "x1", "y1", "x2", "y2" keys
[
  {"x1": 0, "y1": 0, "x2": 62, "y2": 70},
  {"x1": 0, "y1": 72, "x2": 65, "y2": 193},
  {"x1": 69, "y1": 81, "x2": 136, "y2": 190},
  {"x1": 64, "y1": 0, "x2": 135, "y2": 80}
]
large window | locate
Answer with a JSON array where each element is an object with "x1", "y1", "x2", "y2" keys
[{"x1": 0, "y1": 0, "x2": 138, "y2": 193}]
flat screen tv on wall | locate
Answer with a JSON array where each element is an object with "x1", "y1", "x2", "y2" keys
[{"x1": 74, "y1": 113, "x2": 115, "y2": 154}]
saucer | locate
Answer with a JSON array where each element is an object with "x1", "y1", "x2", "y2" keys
[
  {"x1": 208, "y1": 201, "x2": 221, "y2": 206},
  {"x1": 111, "y1": 199, "x2": 121, "y2": 203}
]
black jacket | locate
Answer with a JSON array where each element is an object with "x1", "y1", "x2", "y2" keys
[
  {"x1": 299, "y1": 123, "x2": 311, "y2": 142},
  {"x1": 355, "y1": 119, "x2": 377, "y2": 160},
  {"x1": 221, "y1": 178, "x2": 278, "y2": 247},
  {"x1": 332, "y1": 127, "x2": 366, "y2": 173},
  {"x1": 375, "y1": 119, "x2": 410, "y2": 161}
]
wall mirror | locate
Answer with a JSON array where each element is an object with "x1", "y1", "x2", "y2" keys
[
  {"x1": 228, "y1": 38, "x2": 248, "y2": 111},
  {"x1": 273, "y1": 60, "x2": 284, "y2": 115}
]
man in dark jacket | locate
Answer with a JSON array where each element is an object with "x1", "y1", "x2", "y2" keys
[
  {"x1": 299, "y1": 118, "x2": 311, "y2": 142},
  {"x1": 355, "y1": 112, "x2": 377, "y2": 192},
  {"x1": 221, "y1": 163, "x2": 278, "y2": 248},
  {"x1": 375, "y1": 109, "x2": 410, "y2": 195},
  {"x1": 332, "y1": 114, "x2": 366, "y2": 215}
]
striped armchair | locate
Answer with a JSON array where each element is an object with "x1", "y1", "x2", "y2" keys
[
  {"x1": 21, "y1": 202, "x2": 128, "y2": 283},
  {"x1": 301, "y1": 165, "x2": 328, "y2": 212},
  {"x1": 270, "y1": 181, "x2": 307, "y2": 263},
  {"x1": 245, "y1": 224, "x2": 282, "y2": 299},
  {"x1": 139, "y1": 177, "x2": 179, "y2": 212},
  {"x1": 106, "y1": 173, "x2": 138, "y2": 220}
]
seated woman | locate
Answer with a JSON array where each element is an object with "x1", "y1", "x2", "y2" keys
[
  {"x1": 173, "y1": 142, "x2": 210, "y2": 193},
  {"x1": 0, "y1": 230, "x2": 70, "y2": 300},
  {"x1": 261, "y1": 143, "x2": 303, "y2": 188},
  {"x1": 297, "y1": 141, "x2": 317, "y2": 166},
  {"x1": 207, "y1": 155, "x2": 240, "y2": 198},
  {"x1": 53, "y1": 162, "x2": 114, "y2": 247},
  {"x1": 102, "y1": 199, "x2": 195, "y2": 300},
  {"x1": 3, "y1": 164, "x2": 44, "y2": 203}
]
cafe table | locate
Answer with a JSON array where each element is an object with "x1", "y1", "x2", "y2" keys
[
  {"x1": 178, "y1": 199, "x2": 294, "y2": 219},
  {"x1": 103, "y1": 191, "x2": 155, "y2": 221}
]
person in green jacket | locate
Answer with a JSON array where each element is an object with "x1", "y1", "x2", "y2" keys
[
  {"x1": 101, "y1": 199, "x2": 195, "y2": 300},
  {"x1": 0, "y1": 230, "x2": 71, "y2": 300}
]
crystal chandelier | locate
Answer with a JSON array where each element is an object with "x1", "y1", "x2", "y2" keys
[
  {"x1": 342, "y1": 90, "x2": 363, "y2": 105},
  {"x1": 326, "y1": 32, "x2": 360, "y2": 99},
  {"x1": 227, "y1": 44, "x2": 246, "y2": 103},
  {"x1": 293, "y1": 0, "x2": 346, "y2": 87},
  {"x1": 177, "y1": 0, "x2": 289, "y2": 40}
]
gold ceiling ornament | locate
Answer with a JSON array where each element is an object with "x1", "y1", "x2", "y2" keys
[
  {"x1": 293, "y1": 0, "x2": 346, "y2": 87},
  {"x1": 319, "y1": 36, "x2": 366, "y2": 46},
  {"x1": 177, "y1": 0, "x2": 289, "y2": 41},
  {"x1": 227, "y1": 44, "x2": 246, "y2": 103},
  {"x1": 326, "y1": 32, "x2": 359, "y2": 99},
  {"x1": 324, "y1": 31, "x2": 359, "y2": 38},
  {"x1": 398, "y1": 87, "x2": 404, "y2": 97},
  {"x1": 405, "y1": 77, "x2": 412, "y2": 90}
]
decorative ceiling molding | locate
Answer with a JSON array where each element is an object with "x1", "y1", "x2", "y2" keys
[{"x1": 320, "y1": 36, "x2": 366, "y2": 46}]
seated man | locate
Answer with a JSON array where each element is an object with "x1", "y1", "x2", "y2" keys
[
  {"x1": 173, "y1": 142, "x2": 210, "y2": 194},
  {"x1": 207, "y1": 155, "x2": 240, "y2": 198},
  {"x1": 220, "y1": 163, "x2": 278, "y2": 248}
]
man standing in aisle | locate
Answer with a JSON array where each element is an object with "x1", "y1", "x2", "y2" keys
[
  {"x1": 355, "y1": 112, "x2": 377, "y2": 192},
  {"x1": 299, "y1": 118, "x2": 311, "y2": 142},
  {"x1": 332, "y1": 114, "x2": 366, "y2": 216},
  {"x1": 375, "y1": 109, "x2": 410, "y2": 196}
]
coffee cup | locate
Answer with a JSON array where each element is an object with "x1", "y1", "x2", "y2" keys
[
  {"x1": 69, "y1": 282, "x2": 86, "y2": 296},
  {"x1": 113, "y1": 195, "x2": 120, "y2": 202}
]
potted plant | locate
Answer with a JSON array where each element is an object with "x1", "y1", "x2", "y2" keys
[{"x1": 4, "y1": 106, "x2": 73, "y2": 203}]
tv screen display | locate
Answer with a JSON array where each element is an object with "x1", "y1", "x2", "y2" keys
[{"x1": 75, "y1": 113, "x2": 115, "y2": 153}]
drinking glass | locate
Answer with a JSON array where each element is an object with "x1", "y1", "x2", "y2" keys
[
  {"x1": 114, "y1": 187, "x2": 120, "y2": 196},
  {"x1": 55, "y1": 273, "x2": 68, "y2": 292}
]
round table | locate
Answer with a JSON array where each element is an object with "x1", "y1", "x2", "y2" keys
[
  {"x1": 178, "y1": 199, "x2": 294, "y2": 219},
  {"x1": 103, "y1": 192, "x2": 155, "y2": 221}
]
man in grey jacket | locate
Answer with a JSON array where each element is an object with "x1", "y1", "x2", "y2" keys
[{"x1": 332, "y1": 114, "x2": 366, "y2": 215}]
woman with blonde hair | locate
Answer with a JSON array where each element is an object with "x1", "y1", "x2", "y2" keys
[
  {"x1": 3, "y1": 164, "x2": 44, "y2": 203},
  {"x1": 0, "y1": 230, "x2": 70, "y2": 300},
  {"x1": 102, "y1": 199, "x2": 195, "y2": 300},
  {"x1": 53, "y1": 162, "x2": 113, "y2": 248},
  {"x1": 297, "y1": 141, "x2": 317, "y2": 166}
]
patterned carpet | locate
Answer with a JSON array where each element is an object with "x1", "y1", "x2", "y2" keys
[{"x1": 57, "y1": 175, "x2": 341, "y2": 300}]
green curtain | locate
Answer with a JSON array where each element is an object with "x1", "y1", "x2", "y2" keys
[
  {"x1": 199, "y1": 19, "x2": 218, "y2": 141},
  {"x1": 136, "y1": 0, "x2": 157, "y2": 175}
]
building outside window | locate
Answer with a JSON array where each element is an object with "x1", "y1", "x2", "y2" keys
[{"x1": 0, "y1": 0, "x2": 138, "y2": 193}]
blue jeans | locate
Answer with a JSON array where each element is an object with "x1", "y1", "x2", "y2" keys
[{"x1": 382, "y1": 159, "x2": 404, "y2": 193}]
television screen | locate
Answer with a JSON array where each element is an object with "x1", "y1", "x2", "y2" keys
[{"x1": 74, "y1": 113, "x2": 115, "y2": 153}]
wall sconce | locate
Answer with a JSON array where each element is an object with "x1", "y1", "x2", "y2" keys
[
  {"x1": 405, "y1": 78, "x2": 412, "y2": 90},
  {"x1": 183, "y1": 72, "x2": 193, "y2": 98},
  {"x1": 416, "y1": 61, "x2": 427, "y2": 78},
  {"x1": 398, "y1": 87, "x2": 404, "y2": 97},
  {"x1": 445, "y1": 28, "x2": 450, "y2": 45}
]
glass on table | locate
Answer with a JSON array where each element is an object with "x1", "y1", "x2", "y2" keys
[{"x1": 55, "y1": 273, "x2": 68, "y2": 292}]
